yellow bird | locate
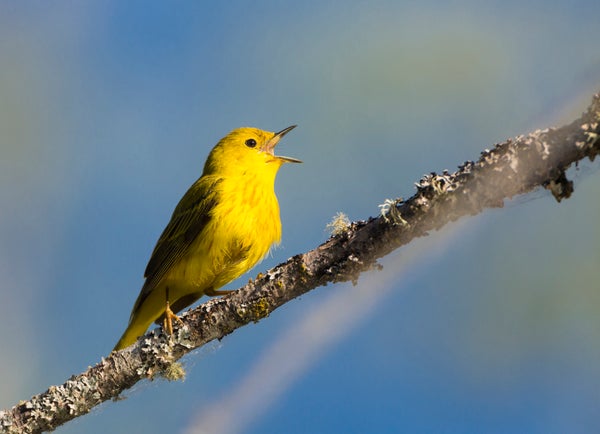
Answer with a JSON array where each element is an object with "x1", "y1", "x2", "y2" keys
[{"x1": 114, "y1": 125, "x2": 300, "y2": 351}]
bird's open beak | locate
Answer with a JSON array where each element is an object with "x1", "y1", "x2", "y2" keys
[{"x1": 263, "y1": 125, "x2": 302, "y2": 163}]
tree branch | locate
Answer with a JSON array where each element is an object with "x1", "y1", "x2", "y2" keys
[{"x1": 2, "y1": 93, "x2": 600, "y2": 434}]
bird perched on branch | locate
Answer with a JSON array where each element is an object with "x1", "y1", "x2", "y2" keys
[{"x1": 114, "y1": 125, "x2": 300, "y2": 351}]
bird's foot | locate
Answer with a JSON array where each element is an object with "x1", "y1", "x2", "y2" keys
[
  {"x1": 204, "y1": 288, "x2": 234, "y2": 296},
  {"x1": 163, "y1": 300, "x2": 184, "y2": 336}
]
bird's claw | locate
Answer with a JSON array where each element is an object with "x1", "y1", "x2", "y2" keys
[{"x1": 163, "y1": 300, "x2": 184, "y2": 336}]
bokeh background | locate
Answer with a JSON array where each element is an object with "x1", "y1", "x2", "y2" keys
[{"x1": 1, "y1": 1, "x2": 600, "y2": 433}]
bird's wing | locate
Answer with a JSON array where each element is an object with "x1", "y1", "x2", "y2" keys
[{"x1": 134, "y1": 176, "x2": 222, "y2": 309}]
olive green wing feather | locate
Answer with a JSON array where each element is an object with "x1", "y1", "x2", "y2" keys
[{"x1": 132, "y1": 176, "x2": 222, "y2": 312}]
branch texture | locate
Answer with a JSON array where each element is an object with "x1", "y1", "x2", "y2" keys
[{"x1": 2, "y1": 93, "x2": 600, "y2": 433}]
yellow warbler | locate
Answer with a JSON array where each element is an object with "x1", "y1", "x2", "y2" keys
[{"x1": 114, "y1": 125, "x2": 300, "y2": 351}]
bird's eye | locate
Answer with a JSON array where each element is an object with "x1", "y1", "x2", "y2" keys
[{"x1": 245, "y1": 138, "x2": 257, "y2": 148}]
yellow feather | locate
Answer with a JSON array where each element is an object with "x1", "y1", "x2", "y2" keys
[{"x1": 114, "y1": 126, "x2": 300, "y2": 351}]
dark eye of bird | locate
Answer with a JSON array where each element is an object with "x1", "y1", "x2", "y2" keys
[{"x1": 245, "y1": 138, "x2": 257, "y2": 148}]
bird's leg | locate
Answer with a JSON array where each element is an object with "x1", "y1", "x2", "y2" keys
[{"x1": 163, "y1": 287, "x2": 184, "y2": 336}]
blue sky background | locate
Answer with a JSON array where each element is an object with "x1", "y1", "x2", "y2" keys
[{"x1": 1, "y1": 1, "x2": 600, "y2": 433}]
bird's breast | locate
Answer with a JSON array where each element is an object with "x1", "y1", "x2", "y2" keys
[
  {"x1": 217, "y1": 176, "x2": 282, "y2": 249},
  {"x1": 194, "y1": 174, "x2": 282, "y2": 281}
]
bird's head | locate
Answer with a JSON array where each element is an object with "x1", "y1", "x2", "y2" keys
[{"x1": 204, "y1": 125, "x2": 301, "y2": 176}]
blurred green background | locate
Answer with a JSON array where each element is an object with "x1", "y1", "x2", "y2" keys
[{"x1": 1, "y1": 1, "x2": 600, "y2": 433}]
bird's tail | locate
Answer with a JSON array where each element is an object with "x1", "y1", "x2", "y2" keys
[
  {"x1": 113, "y1": 320, "x2": 149, "y2": 351},
  {"x1": 113, "y1": 283, "x2": 167, "y2": 351}
]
